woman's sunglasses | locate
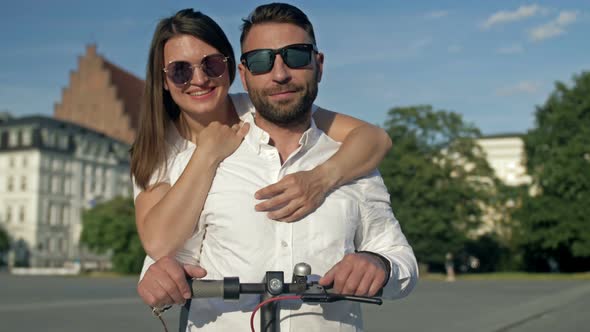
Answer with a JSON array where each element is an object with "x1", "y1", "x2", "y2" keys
[
  {"x1": 240, "y1": 43, "x2": 317, "y2": 75},
  {"x1": 163, "y1": 53, "x2": 228, "y2": 86}
]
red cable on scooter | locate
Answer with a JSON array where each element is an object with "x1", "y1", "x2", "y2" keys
[{"x1": 250, "y1": 295, "x2": 302, "y2": 332}]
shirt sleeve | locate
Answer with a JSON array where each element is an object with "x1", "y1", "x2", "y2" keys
[
  {"x1": 132, "y1": 165, "x2": 172, "y2": 202},
  {"x1": 138, "y1": 255, "x2": 155, "y2": 282},
  {"x1": 354, "y1": 171, "x2": 419, "y2": 300}
]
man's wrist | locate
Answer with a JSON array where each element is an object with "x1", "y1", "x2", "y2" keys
[
  {"x1": 314, "y1": 161, "x2": 342, "y2": 190},
  {"x1": 356, "y1": 250, "x2": 391, "y2": 287}
]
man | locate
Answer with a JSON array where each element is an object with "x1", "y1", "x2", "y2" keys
[{"x1": 139, "y1": 3, "x2": 418, "y2": 331}]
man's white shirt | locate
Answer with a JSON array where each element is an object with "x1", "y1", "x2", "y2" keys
[{"x1": 135, "y1": 93, "x2": 418, "y2": 331}]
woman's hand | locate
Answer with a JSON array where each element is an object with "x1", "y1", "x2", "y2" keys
[
  {"x1": 254, "y1": 165, "x2": 336, "y2": 222},
  {"x1": 198, "y1": 122, "x2": 250, "y2": 162}
]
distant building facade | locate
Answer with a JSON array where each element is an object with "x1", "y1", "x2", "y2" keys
[
  {"x1": 473, "y1": 134, "x2": 531, "y2": 238},
  {"x1": 54, "y1": 44, "x2": 143, "y2": 145},
  {"x1": 476, "y1": 134, "x2": 531, "y2": 187},
  {"x1": 0, "y1": 116, "x2": 131, "y2": 267}
]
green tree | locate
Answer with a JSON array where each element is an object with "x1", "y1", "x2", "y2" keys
[
  {"x1": 80, "y1": 197, "x2": 145, "y2": 274},
  {"x1": 515, "y1": 71, "x2": 590, "y2": 272},
  {"x1": 380, "y1": 105, "x2": 497, "y2": 270}
]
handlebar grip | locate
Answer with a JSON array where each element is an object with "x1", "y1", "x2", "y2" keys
[
  {"x1": 189, "y1": 277, "x2": 241, "y2": 300},
  {"x1": 190, "y1": 279, "x2": 224, "y2": 298}
]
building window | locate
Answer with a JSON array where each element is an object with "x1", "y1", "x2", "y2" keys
[
  {"x1": 64, "y1": 178, "x2": 70, "y2": 195},
  {"x1": 8, "y1": 131, "x2": 18, "y2": 147},
  {"x1": 46, "y1": 203, "x2": 52, "y2": 225},
  {"x1": 19, "y1": 206, "x2": 25, "y2": 223},
  {"x1": 58, "y1": 238, "x2": 65, "y2": 253},
  {"x1": 59, "y1": 135, "x2": 69, "y2": 150},
  {"x1": 50, "y1": 205, "x2": 56, "y2": 225},
  {"x1": 7, "y1": 176, "x2": 14, "y2": 192},
  {"x1": 52, "y1": 158, "x2": 62, "y2": 171},
  {"x1": 6, "y1": 207, "x2": 11, "y2": 223},
  {"x1": 22, "y1": 156, "x2": 28, "y2": 168},
  {"x1": 49, "y1": 238, "x2": 55, "y2": 253},
  {"x1": 22, "y1": 130, "x2": 32, "y2": 146},
  {"x1": 48, "y1": 133, "x2": 56, "y2": 147},
  {"x1": 21, "y1": 176, "x2": 27, "y2": 191},
  {"x1": 40, "y1": 202, "x2": 47, "y2": 224},
  {"x1": 51, "y1": 176, "x2": 65, "y2": 194},
  {"x1": 46, "y1": 177, "x2": 51, "y2": 193},
  {"x1": 56, "y1": 205, "x2": 62, "y2": 225},
  {"x1": 61, "y1": 206, "x2": 69, "y2": 226},
  {"x1": 9, "y1": 157, "x2": 15, "y2": 168}
]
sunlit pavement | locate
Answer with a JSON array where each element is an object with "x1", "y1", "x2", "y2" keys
[{"x1": 0, "y1": 273, "x2": 588, "y2": 332}]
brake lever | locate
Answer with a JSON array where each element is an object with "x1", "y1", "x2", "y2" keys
[{"x1": 299, "y1": 282, "x2": 383, "y2": 305}]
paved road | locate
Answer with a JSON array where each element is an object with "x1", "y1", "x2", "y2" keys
[{"x1": 0, "y1": 273, "x2": 588, "y2": 331}]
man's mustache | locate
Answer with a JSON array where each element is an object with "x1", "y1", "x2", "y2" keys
[{"x1": 263, "y1": 84, "x2": 304, "y2": 96}]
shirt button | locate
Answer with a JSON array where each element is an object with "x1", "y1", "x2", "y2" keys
[{"x1": 281, "y1": 241, "x2": 288, "y2": 248}]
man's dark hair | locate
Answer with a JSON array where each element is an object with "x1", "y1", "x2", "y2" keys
[{"x1": 240, "y1": 3, "x2": 317, "y2": 48}]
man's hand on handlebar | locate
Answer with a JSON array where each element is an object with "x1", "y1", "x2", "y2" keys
[
  {"x1": 137, "y1": 256, "x2": 207, "y2": 308},
  {"x1": 319, "y1": 253, "x2": 387, "y2": 297}
]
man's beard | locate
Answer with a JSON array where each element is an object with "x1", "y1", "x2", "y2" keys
[{"x1": 248, "y1": 78, "x2": 318, "y2": 128}]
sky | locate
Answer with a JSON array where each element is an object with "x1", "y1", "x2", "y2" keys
[{"x1": 0, "y1": 0, "x2": 588, "y2": 135}]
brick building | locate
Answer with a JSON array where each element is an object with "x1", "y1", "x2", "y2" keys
[{"x1": 54, "y1": 44, "x2": 143, "y2": 144}]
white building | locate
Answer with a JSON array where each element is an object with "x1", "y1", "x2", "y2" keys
[
  {"x1": 472, "y1": 134, "x2": 531, "y2": 238},
  {"x1": 0, "y1": 115, "x2": 131, "y2": 267},
  {"x1": 476, "y1": 134, "x2": 531, "y2": 187}
]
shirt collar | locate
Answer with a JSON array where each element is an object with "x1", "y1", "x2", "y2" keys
[{"x1": 242, "y1": 111, "x2": 323, "y2": 155}]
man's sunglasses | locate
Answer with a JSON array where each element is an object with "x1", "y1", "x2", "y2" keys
[
  {"x1": 240, "y1": 43, "x2": 318, "y2": 75},
  {"x1": 163, "y1": 53, "x2": 229, "y2": 86}
]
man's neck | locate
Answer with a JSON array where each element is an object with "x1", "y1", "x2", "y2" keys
[{"x1": 254, "y1": 114, "x2": 312, "y2": 164}]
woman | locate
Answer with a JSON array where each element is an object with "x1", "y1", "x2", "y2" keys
[{"x1": 131, "y1": 8, "x2": 392, "y2": 261}]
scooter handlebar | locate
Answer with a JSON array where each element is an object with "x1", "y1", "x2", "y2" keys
[{"x1": 190, "y1": 277, "x2": 241, "y2": 300}]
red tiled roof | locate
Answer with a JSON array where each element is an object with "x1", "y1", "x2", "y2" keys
[{"x1": 102, "y1": 59, "x2": 145, "y2": 130}]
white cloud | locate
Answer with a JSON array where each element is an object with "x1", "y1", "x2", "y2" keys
[
  {"x1": 556, "y1": 11, "x2": 577, "y2": 25},
  {"x1": 496, "y1": 81, "x2": 541, "y2": 96},
  {"x1": 528, "y1": 10, "x2": 578, "y2": 42},
  {"x1": 425, "y1": 10, "x2": 449, "y2": 19},
  {"x1": 496, "y1": 44, "x2": 524, "y2": 54},
  {"x1": 481, "y1": 4, "x2": 545, "y2": 29}
]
